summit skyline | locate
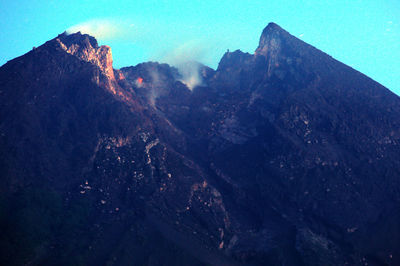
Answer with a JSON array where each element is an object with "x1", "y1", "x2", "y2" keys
[
  {"x1": 1, "y1": 0, "x2": 399, "y2": 94},
  {"x1": 2, "y1": 21, "x2": 400, "y2": 265}
]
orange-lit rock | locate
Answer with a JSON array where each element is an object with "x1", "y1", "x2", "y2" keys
[{"x1": 55, "y1": 32, "x2": 115, "y2": 81}]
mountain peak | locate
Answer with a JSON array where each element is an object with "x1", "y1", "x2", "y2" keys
[
  {"x1": 57, "y1": 31, "x2": 99, "y2": 49},
  {"x1": 259, "y1": 22, "x2": 289, "y2": 39},
  {"x1": 53, "y1": 32, "x2": 114, "y2": 80},
  {"x1": 264, "y1": 22, "x2": 284, "y2": 32},
  {"x1": 255, "y1": 22, "x2": 289, "y2": 57}
]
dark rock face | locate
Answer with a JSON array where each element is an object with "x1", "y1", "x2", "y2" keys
[{"x1": 1, "y1": 23, "x2": 400, "y2": 265}]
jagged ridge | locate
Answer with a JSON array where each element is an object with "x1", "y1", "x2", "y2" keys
[{"x1": 1, "y1": 22, "x2": 400, "y2": 266}]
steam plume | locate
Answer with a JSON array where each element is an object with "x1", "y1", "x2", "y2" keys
[
  {"x1": 66, "y1": 19, "x2": 134, "y2": 40},
  {"x1": 161, "y1": 41, "x2": 206, "y2": 90}
]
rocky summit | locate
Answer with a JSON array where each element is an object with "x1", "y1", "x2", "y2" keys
[{"x1": 1, "y1": 23, "x2": 400, "y2": 265}]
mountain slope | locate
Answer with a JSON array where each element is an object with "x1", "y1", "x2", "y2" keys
[
  {"x1": 0, "y1": 32, "x2": 234, "y2": 266},
  {"x1": 1, "y1": 24, "x2": 400, "y2": 265}
]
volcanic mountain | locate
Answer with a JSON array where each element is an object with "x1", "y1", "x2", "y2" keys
[{"x1": 1, "y1": 23, "x2": 400, "y2": 265}]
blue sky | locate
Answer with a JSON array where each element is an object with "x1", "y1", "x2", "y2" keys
[{"x1": 1, "y1": 0, "x2": 399, "y2": 94}]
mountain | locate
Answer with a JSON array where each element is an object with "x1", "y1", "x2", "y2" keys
[{"x1": 1, "y1": 23, "x2": 400, "y2": 265}]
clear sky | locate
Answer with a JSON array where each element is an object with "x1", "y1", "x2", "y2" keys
[{"x1": 1, "y1": 0, "x2": 399, "y2": 94}]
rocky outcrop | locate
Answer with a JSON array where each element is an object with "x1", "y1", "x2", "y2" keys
[{"x1": 55, "y1": 32, "x2": 115, "y2": 80}]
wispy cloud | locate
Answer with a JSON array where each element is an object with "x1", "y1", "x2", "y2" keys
[
  {"x1": 66, "y1": 19, "x2": 135, "y2": 41},
  {"x1": 158, "y1": 40, "x2": 207, "y2": 90},
  {"x1": 66, "y1": 17, "x2": 221, "y2": 78},
  {"x1": 160, "y1": 40, "x2": 206, "y2": 65}
]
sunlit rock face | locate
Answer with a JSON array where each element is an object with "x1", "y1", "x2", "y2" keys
[
  {"x1": 1, "y1": 22, "x2": 400, "y2": 266},
  {"x1": 56, "y1": 32, "x2": 115, "y2": 80}
]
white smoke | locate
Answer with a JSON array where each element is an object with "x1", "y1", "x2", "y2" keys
[
  {"x1": 176, "y1": 61, "x2": 203, "y2": 90},
  {"x1": 160, "y1": 41, "x2": 206, "y2": 90},
  {"x1": 66, "y1": 19, "x2": 134, "y2": 40},
  {"x1": 66, "y1": 18, "x2": 216, "y2": 91}
]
